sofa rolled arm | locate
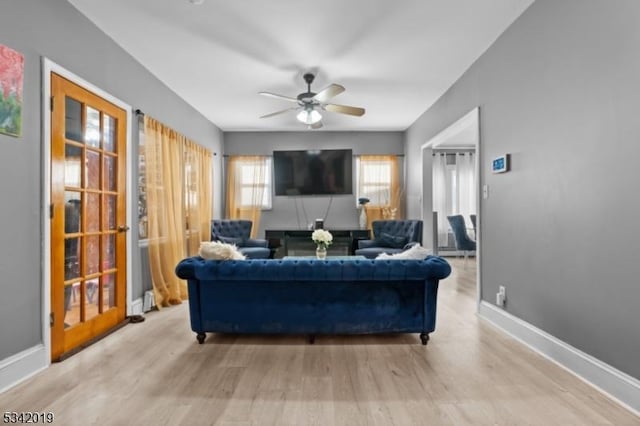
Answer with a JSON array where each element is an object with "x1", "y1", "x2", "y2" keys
[
  {"x1": 243, "y1": 238, "x2": 268, "y2": 248},
  {"x1": 423, "y1": 255, "x2": 452, "y2": 280},
  {"x1": 175, "y1": 257, "x2": 199, "y2": 279},
  {"x1": 357, "y1": 239, "x2": 377, "y2": 249}
]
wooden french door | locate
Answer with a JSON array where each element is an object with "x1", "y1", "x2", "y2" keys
[{"x1": 50, "y1": 73, "x2": 128, "y2": 360}]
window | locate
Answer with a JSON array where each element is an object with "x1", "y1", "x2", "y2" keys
[
  {"x1": 137, "y1": 117, "x2": 213, "y2": 243},
  {"x1": 233, "y1": 156, "x2": 272, "y2": 209},
  {"x1": 356, "y1": 156, "x2": 393, "y2": 206}
]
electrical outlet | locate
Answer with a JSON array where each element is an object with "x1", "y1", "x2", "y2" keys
[{"x1": 496, "y1": 286, "x2": 506, "y2": 307}]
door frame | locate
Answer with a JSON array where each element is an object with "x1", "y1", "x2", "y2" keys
[
  {"x1": 42, "y1": 58, "x2": 134, "y2": 361},
  {"x1": 421, "y1": 107, "x2": 481, "y2": 310}
]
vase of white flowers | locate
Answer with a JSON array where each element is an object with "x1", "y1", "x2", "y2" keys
[{"x1": 311, "y1": 229, "x2": 333, "y2": 260}]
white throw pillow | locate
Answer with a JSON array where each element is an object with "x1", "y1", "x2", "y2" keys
[
  {"x1": 376, "y1": 244, "x2": 432, "y2": 260},
  {"x1": 199, "y1": 241, "x2": 246, "y2": 260}
]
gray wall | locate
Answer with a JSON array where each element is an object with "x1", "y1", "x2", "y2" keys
[
  {"x1": 0, "y1": 0, "x2": 223, "y2": 360},
  {"x1": 405, "y1": 0, "x2": 640, "y2": 379},
  {"x1": 224, "y1": 131, "x2": 404, "y2": 237}
]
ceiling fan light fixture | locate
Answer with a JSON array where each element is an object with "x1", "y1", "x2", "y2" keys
[
  {"x1": 260, "y1": 73, "x2": 363, "y2": 128},
  {"x1": 296, "y1": 108, "x2": 322, "y2": 125}
]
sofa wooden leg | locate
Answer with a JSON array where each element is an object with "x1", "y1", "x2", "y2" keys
[
  {"x1": 419, "y1": 333, "x2": 429, "y2": 345},
  {"x1": 308, "y1": 335, "x2": 316, "y2": 344},
  {"x1": 196, "y1": 332, "x2": 206, "y2": 344}
]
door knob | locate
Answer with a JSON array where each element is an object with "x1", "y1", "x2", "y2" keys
[{"x1": 118, "y1": 225, "x2": 130, "y2": 232}]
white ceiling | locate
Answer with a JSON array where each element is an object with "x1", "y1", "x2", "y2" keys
[{"x1": 68, "y1": 0, "x2": 533, "y2": 132}]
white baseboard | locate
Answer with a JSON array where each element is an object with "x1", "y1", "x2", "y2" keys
[
  {"x1": 478, "y1": 301, "x2": 640, "y2": 416},
  {"x1": 130, "y1": 297, "x2": 144, "y2": 316},
  {"x1": 0, "y1": 345, "x2": 48, "y2": 394}
]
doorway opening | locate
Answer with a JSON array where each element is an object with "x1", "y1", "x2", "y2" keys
[{"x1": 421, "y1": 107, "x2": 480, "y2": 306}]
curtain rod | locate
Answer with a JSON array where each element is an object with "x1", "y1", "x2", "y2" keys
[
  {"x1": 136, "y1": 109, "x2": 217, "y2": 156},
  {"x1": 432, "y1": 149, "x2": 474, "y2": 155},
  {"x1": 222, "y1": 153, "x2": 405, "y2": 158}
]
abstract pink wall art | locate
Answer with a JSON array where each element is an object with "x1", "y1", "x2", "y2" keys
[{"x1": 0, "y1": 44, "x2": 24, "y2": 137}]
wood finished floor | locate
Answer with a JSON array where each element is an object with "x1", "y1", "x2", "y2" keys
[{"x1": 1, "y1": 258, "x2": 638, "y2": 425}]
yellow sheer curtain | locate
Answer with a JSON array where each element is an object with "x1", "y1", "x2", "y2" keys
[
  {"x1": 144, "y1": 116, "x2": 212, "y2": 307},
  {"x1": 358, "y1": 155, "x2": 402, "y2": 230},
  {"x1": 185, "y1": 141, "x2": 212, "y2": 256},
  {"x1": 226, "y1": 156, "x2": 266, "y2": 238}
]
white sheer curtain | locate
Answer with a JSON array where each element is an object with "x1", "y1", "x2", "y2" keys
[
  {"x1": 432, "y1": 153, "x2": 448, "y2": 246},
  {"x1": 456, "y1": 152, "x2": 476, "y2": 229},
  {"x1": 432, "y1": 151, "x2": 476, "y2": 247}
]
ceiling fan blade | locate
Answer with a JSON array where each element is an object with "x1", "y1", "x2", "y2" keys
[
  {"x1": 324, "y1": 103, "x2": 365, "y2": 117},
  {"x1": 260, "y1": 107, "x2": 297, "y2": 119},
  {"x1": 258, "y1": 92, "x2": 299, "y2": 103},
  {"x1": 310, "y1": 121, "x2": 323, "y2": 129},
  {"x1": 312, "y1": 84, "x2": 345, "y2": 103}
]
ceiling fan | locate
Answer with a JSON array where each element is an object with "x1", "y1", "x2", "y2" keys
[{"x1": 259, "y1": 73, "x2": 365, "y2": 129}]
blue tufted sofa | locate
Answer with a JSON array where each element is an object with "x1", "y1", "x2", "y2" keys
[
  {"x1": 175, "y1": 256, "x2": 451, "y2": 345},
  {"x1": 355, "y1": 220, "x2": 423, "y2": 259},
  {"x1": 211, "y1": 219, "x2": 271, "y2": 259}
]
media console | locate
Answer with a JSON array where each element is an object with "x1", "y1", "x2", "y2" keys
[{"x1": 265, "y1": 229, "x2": 370, "y2": 258}]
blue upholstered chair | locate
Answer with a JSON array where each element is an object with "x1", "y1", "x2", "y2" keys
[
  {"x1": 447, "y1": 215, "x2": 476, "y2": 262},
  {"x1": 355, "y1": 220, "x2": 423, "y2": 259},
  {"x1": 211, "y1": 220, "x2": 271, "y2": 259}
]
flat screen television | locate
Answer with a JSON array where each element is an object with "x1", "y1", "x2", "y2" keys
[{"x1": 273, "y1": 149, "x2": 353, "y2": 196}]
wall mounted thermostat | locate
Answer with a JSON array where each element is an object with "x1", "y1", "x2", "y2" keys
[{"x1": 492, "y1": 154, "x2": 510, "y2": 173}]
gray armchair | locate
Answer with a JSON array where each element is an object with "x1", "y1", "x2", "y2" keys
[
  {"x1": 355, "y1": 220, "x2": 423, "y2": 259},
  {"x1": 211, "y1": 220, "x2": 271, "y2": 259}
]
